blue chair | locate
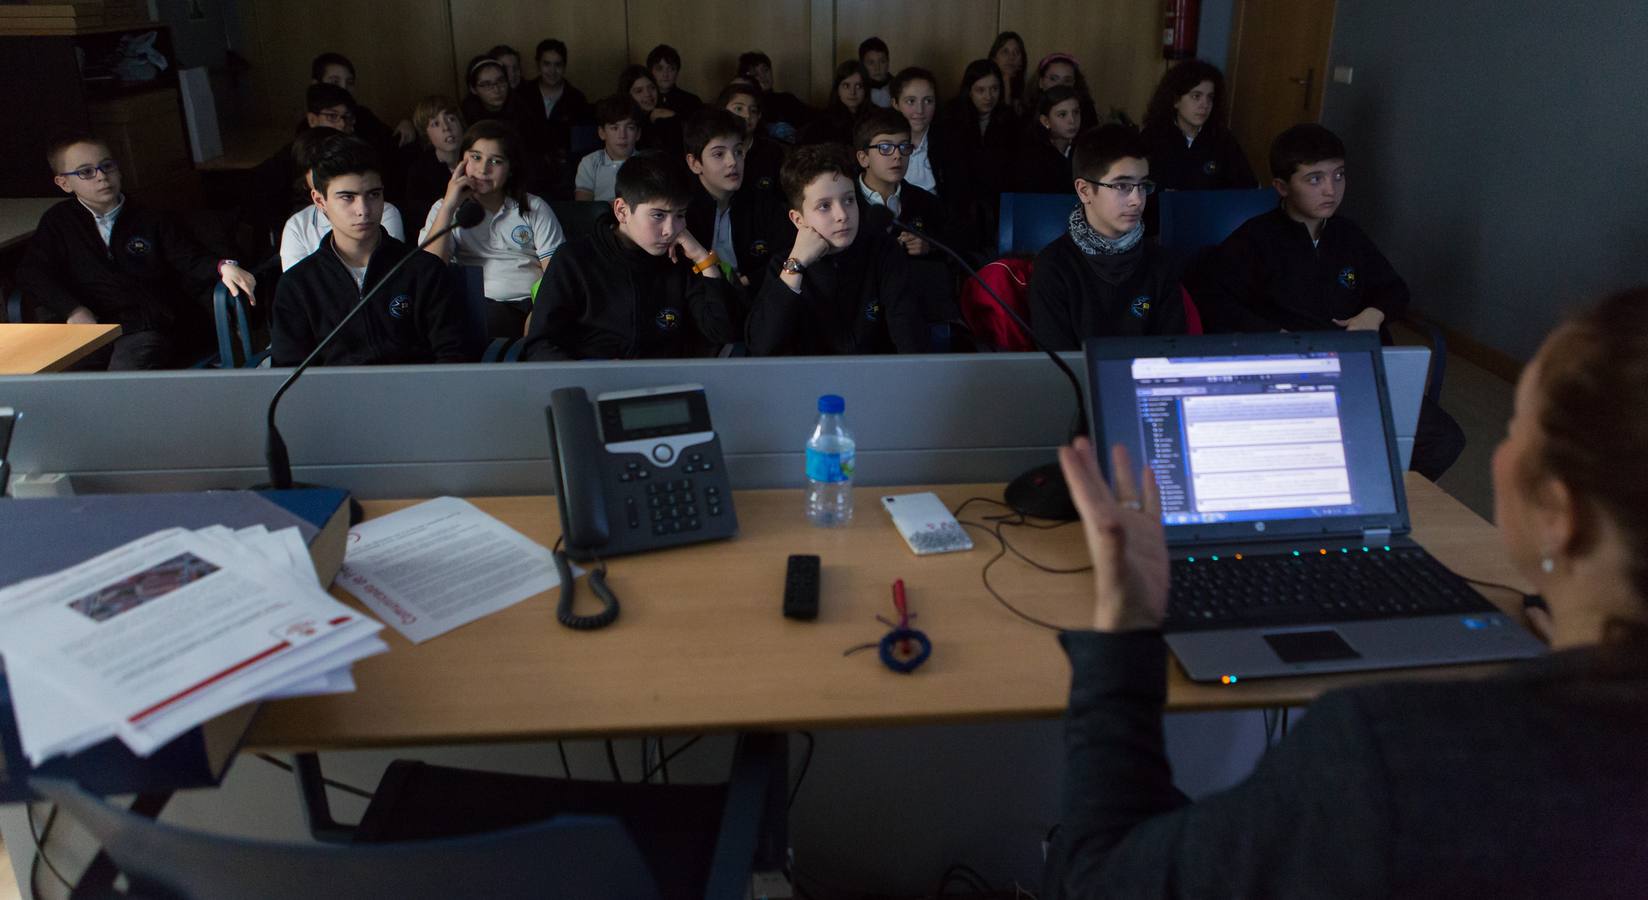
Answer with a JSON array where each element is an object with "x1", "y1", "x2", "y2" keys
[
  {"x1": 448, "y1": 263, "x2": 518, "y2": 361},
  {"x1": 996, "y1": 192, "x2": 1077, "y2": 257},
  {"x1": 5, "y1": 284, "x2": 24, "y2": 324},
  {"x1": 211, "y1": 283, "x2": 271, "y2": 368},
  {"x1": 569, "y1": 125, "x2": 601, "y2": 160},
  {"x1": 1155, "y1": 188, "x2": 1278, "y2": 255},
  {"x1": 549, "y1": 200, "x2": 608, "y2": 243}
]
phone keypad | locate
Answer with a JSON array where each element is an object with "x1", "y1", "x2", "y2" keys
[{"x1": 642, "y1": 477, "x2": 715, "y2": 535}]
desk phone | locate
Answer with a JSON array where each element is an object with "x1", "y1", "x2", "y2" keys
[{"x1": 545, "y1": 384, "x2": 739, "y2": 562}]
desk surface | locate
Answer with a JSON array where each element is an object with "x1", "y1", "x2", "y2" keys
[
  {"x1": 0, "y1": 323, "x2": 122, "y2": 374},
  {"x1": 245, "y1": 475, "x2": 1530, "y2": 752},
  {"x1": 0, "y1": 197, "x2": 60, "y2": 251}
]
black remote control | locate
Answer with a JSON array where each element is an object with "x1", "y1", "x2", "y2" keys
[{"x1": 783, "y1": 554, "x2": 821, "y2": 620}]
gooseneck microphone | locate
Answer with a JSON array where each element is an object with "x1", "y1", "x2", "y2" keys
[
  {"x1": 886, "y1": 219, "x2": 1086, "y2": 520},
  {"x1": 258, "y1": 200, "x2": 486, "y2": 516}
]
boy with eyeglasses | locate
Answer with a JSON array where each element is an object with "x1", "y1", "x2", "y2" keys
[
  {"x1": 18, "y1": 133, "x2": 256, "y2": 369},
  {"x1": 853, "y1": 108, "x2": 960, "y2": 327},
  {"x1": 1027, "y1": 124, "x2": 1186, "y2": 351}
]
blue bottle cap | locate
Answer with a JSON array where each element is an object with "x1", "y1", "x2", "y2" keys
[{"x1": 817, "y1": 394, "x2": 845, "y2": 414}]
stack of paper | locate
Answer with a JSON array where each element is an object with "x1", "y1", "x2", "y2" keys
[{"x1": 0, "y1": 525, "x2": 386, "y2": 766}]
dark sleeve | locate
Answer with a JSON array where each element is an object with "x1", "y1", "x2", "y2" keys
[
  {"x1": 878, "y1": 243, "x2": 928, "y2": 354},
  {"x1": 685, "y1": 270, "x2": 737, "y2": 347},
  {"x1": 1351, "y1": 225, "x2": 1410, "y2": 322},
  {"x1": 1028, "y1": 249, "x2": 1080, "y2": 351},
  {"x1": 1197, "y1": 229, "x2": 1282, "y2": 333},
  {"x1": 270, "y1": 276, "x2": 315, "y2": 367},
  {"x1": 15, "y1": 215, "x2": 84, "y2": 319},
  {"x1": 518, "y1": 253, "x2": 583, "y2": 361},
  {"x1": 157, "y1": 212, "x2": 221, "y2": 296},
  {"x1": 1221, "y1": 131, "x2": 1259, "y2": 189},
  {"x1": 1150, "y1": 274, "x2": 1189, "y2": 336},
  {"x1": 746, "y1": 259, "x2": 803, "y2": 356},
  {"x1": 415, "y1": 261, "x2": 471, "y2": 363},
  {"x1": 1047, "y1": 630, "x2": 1394, "y2": 900}
]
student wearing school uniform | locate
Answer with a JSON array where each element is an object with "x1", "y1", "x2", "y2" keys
[
  {"x1": 682, "y1": 108, "x2": 790, "y2": 307},
  {"x1": 859, "y1": 37, "x2": 892, "y2": 108},
  {"x1": 718, "y1": 82, "x2": 785, "y2": 195},
  {"x1": 648, "y1": 44, "x2": 702, "y2": 116},
  {"x1": 737, "y1": 51, "x2": 811, "y2": 143},
  {"x1": 519, "y1": 154, "x2": 737, "y2": 360},
  {"x1": 273, "y1": 137, "x2": 467, "y2": 367},
  {"x1": 940, "y1": 59, "x2": 1017, "y2": 252},
  {"x1": 401, "y1": 96, "x2": 464, "y2": 236},
  {"x1": 310, "y1": 52, "x2": 416, "y2": 149},
  {"x1": 520, "y1": 38, "x2": 594, "y2": 200},
  {"x1": 1190, "y1": 123, "x2": 1464, "y2": 478},
  {"x1": 799, "y1": 60, "x2": 869, "y2": 146},
  {"x1": 619, "y1": 65, "x2": 683, "y2": 158},
  {"x1": 890, "y1": 67, "x2": 945, "y2": 197},
  {"x1": 1027, "y1": 125, "x2": 1186, "y2": 351},
  {"x1": 487, "y1": 44, "x2": 524, "y2": 90},
  {"x1": 1023, "y1": 52, "x2": 1100, "y2": 137},
  {"x1": 573, "y1": 96, "x2": 642, "y2": 203},
  {"x1": 252, "y1": 86, "x2": 355, "y2": 239},
  {"x1": 853, "y1": 108, "x2": 960, "y2": 328},
  {"x1": 460, "y1": 56, "x2": 525, "y2": 130},
  {"x1": 1141, "y1": 59, "x2": 1257, "y2": 191},
  {"x1": 18, "y1": 133, "x2": 256, "y2": 370},
  {"x1": 746, "y1": 143, "x2": 926, "y2": 356},
  {"x1": 990, "y1": 31, "x2": 1028, "y2": 116},
  {"x1": 280, "y1": 130, "x2": 406, "y2": 272},
  {"x1": 1014, "y1": 85, "x2": 1083, "y2": 195},
  {"x1": 421, "y1": 120, "x2": 565, "y2": 339}
]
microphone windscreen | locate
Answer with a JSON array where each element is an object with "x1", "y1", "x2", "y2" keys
[{"x1": 454, "y1": 199, "x2": 486, "y2": 229}]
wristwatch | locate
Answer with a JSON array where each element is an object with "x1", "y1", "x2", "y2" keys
[
  {"x1": 781, "y1": 257, "x2": 805, "y2": 276},
  {"x1": 217, "y1": 259, "x2": 240, "y2": 274}
]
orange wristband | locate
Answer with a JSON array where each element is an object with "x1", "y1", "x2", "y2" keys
[{"x1": 690, "y1": 252, "x2": 720, "y2": 274}]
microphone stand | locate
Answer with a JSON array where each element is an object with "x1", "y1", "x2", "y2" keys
[
  {"x1": 254, "y1": 200, "x2": 486, "y2": 522},
  {"x1": 886, "y1": 219, "x2": 1086, "y2": 521}
]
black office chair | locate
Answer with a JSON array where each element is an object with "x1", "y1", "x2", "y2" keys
[{"x1": 996, "y1": 192, "x2": 1077, "y2": 257}]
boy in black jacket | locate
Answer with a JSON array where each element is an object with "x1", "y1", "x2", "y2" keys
[
  {"x1": 271, "y1": 137, "x2": 467, "y2": 366},
  {"x1": 1028, "y1": 125, "x2": 1186, "y2": 351},
  {"x1": 852, "y1": 107, "x2": 960, "y2": 323},
  {"x1": 683, "y1": 109, "x2": 790, "y2": 301},
  {"x1": 521, "y1": 154, "x2": 736, "y2": 360},
  {"x1": 1192, "y1": 123, "x2": 1464, "y2": 478},
  {"x1": 747, "y1": 143, "x2": 926, "y2": 356},
  {"x1": 18, "y1": 133, "x2": 257, "y2": 370}
]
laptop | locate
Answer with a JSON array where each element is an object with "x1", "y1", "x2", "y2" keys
[{"x1": 1083, "y1": 331, "x2": 1545, "y2": 682}]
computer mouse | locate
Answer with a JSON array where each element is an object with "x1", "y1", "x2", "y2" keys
[{"x1": 1004, "y1": 462, "x2": 1078, "y2": 522}]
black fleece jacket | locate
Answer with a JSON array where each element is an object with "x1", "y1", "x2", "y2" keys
[
  {"x1": 1141, "y1": 122, "x2": 1257, "y2": 192},
  {"x1": 746, "y1": 224, "x2": 927, "y2": 356},
  {"x1": 684, "y1": 181, "x2": 792, "y2": 300},
  {"x1": 271, "y1": 231, "x2": 468, "y2": 366},
  {"x1": 1193, "y1": 207, "x2": 1409, "y2": 335},
  {"x1": 17, "y1": 199, "x2": 220, "y2": 335},
  {"x1": 1029, "y1": 233, "x2": 1187, "y2": 351},
  {"x1": 520, "y1": 213, "x2": 737, "y2": 360}
]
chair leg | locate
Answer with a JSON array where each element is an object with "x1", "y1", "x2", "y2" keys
[
  {"x1": 71, "y1": 791, "x2": 171, "y2": 898},
  {"x1": 293, "y1": 752, "x2": 359, "y2": 843},
  {"x1": 702, "y1": 732, "x2": 788, "y2": 900}
]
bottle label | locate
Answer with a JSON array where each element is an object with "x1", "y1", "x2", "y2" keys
[{"x1": 805, "y1": 447, "x2": 855, "y2": 483}]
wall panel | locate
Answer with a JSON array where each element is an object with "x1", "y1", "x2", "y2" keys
[
  {"x1": 448, "y1": 1, "x2": 630, "y2": 104},
  {"x1": 626, "y1": 0, "x2": 812, "y2": 106},
  {"x1": 832, "y1": 0, "x2": 1000, "y2": 105},
  {"x1": 1001, "y1": 0, "x2": 1166, "y2": 121}
]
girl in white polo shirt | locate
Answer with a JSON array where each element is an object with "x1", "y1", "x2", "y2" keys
[{"x1": 421, "y1": 120, "x2": 565, "y2": 338}]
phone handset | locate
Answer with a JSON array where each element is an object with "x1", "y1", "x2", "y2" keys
[{"x1": 545, "y1": 388, "x2": 619, "y2": 630}]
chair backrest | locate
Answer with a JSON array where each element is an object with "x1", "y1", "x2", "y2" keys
[
  {"x1": 568, "y1": 125, "x2": 601, "y2": 160},
  {"x1": 33, "y1": 777, "x2": 661, "y2": 900},
  {"x1": 1155, "y1": 188, "x2": 1277, "y2": 254},
  {"x1": 549, "y1": 200, "x2": 609, "y2": 244},
  {"x1": 447, "y1": 263, "x2": 492, "y2": 360},
  {"x1": 996, "y1": 192, "x2": 1076, "y2": 257}
]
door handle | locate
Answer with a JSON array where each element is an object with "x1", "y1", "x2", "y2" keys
[{"x1": 1289, "y1": 68, "x2": 1316, "y2": 112}]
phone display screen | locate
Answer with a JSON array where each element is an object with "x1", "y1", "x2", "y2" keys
[{"x1": 618, "y1": 398, "x2": 692, "y2": 431}]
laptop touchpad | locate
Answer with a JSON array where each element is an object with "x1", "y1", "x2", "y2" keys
[{"x1": 1264, "y1": 630, "x2": 1361, "y2": 663}]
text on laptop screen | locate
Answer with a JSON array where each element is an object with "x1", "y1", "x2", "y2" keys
[{"x1": 1100, "y1": 352, "x2": 1398, "y2": 526}]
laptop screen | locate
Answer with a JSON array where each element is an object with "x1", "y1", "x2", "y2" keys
[{"x1": 1087, "y1": 333, "x2": 1407, "y2": 544}]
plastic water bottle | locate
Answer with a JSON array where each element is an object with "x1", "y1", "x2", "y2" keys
[{"x1": 805, "y1": 394, "x2": 855, "y2": 527}]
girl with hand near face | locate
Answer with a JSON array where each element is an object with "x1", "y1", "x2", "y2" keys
[{"x1": 620, "y1": 65, "x2": 684, "y2": 157}]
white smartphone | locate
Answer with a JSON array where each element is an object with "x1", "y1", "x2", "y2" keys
[{"x1": 880, "y1": 492, "x2": 974, "y2": 556}]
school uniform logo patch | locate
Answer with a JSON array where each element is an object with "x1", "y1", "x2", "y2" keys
[
  {"x1": 654, "y1": 308, "x2": 682, "y2": 331},
  {"x1": 124, "y1": 236, "x2": 151, "y2": 257},
  {"x1": 750, "y1": 240, "x2": 770, "y2": 258},
  {"x1": 1201, "y1": 160, "x2": 1219, "y2": 176},
  {"x1": 1338, "y1": 267, "x2": 1358, "y2": 289},
  {"x1": 511, "y1": 225, "x2": 533, "y2": 248},
  {"x1": 1130, "y1": 295, "x2": 1153, "y2": 318},
  {"x1": 864, "y1": 300, "x2": 882, "y2": 322},
  {"x1": 388, "y1": 294, "x2": 411, "y2": 319},
  {"x1": 911, "y1": 218, "x2": 926, "y2": 231},
  {"x1": 757, "y1": 176, "x2": 774, "y2": 192}
]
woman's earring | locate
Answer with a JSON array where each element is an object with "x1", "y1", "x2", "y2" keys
[{"x1": 1540, "y1": 556, "x2": 1557, "y2": 575}]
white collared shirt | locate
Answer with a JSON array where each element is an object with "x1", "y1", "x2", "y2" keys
[
  {"x1": 420, "y1": 193, "x2": 565, "y2": 302},
  {"x1": 280, "y1": 203, "x2": 406, "y2": 272},
  {"x1": 712, "y1": 203, "x2": 738, "y2": 271},
  {"x1": 905, "y1": 131, "x2": 937, "y2": 194},
  {"x1": 574, "y1": 149, "x2": 626, "y2": 202},
  {"x1": 78, "y1": 194, "x2": 125, "y2": 248},
  {"x1": 858, "y1": 175, "x2": 902, "y2": 218},
  {"x1": 869, "y1": 85, "x2": 892, "y2": 108}
]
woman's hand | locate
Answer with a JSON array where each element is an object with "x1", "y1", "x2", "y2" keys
[{"x1": 1057, "y1": 437, "x2": 1170, "y2": 632}]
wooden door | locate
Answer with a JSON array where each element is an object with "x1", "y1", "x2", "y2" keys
[{"x1": 1226, "y1": 0, "x2": 1337, "y2": 183}]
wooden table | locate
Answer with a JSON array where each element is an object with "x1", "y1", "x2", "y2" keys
[
  {"x1": 246, "y1": 476, "x2": 1529, "y2": 751},
  {"x1": 0, "y1": 197, "x2": 60, "y2": 252},
  {"x1": 0, "y1": 323, "x2": 121, "y2": 373}
]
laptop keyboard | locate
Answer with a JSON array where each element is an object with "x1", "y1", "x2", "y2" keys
[{"x1": 1166, "y1": 547, "x2": 1498, "y2": 632}]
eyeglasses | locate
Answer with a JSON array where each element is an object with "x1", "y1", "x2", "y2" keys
[
  {"x1": 58, "y1": 160, "x2": 119, "y2": 181},
  {"x1": 863, "y1": 141, "x2": 916, "y2": 157},
  {"x1": 475, "y1": 78, "x2": 507, "y2": 90},
  {"x1": 1089, "y1": 179, "x2": 1157, "y2": 197},
  {"x1": 317, "y1": 110, "x2": 358, "y2": 125}
]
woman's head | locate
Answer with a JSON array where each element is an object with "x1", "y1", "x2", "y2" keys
[
  {"x1": 458, "y1": 119, "x2": 527, "y2": 206},
  {"x1": 989, "y1": 32, "x2": 1026, "y2": 79},
  {"x1": 831, "y1": 60, "x2": 868, "y2": 114},
  {"x1": 619, "y1": 65, "x2": 659, "y2": 113},
  {"x1": 890, "y1": 67, "x2": 938, "y2": 134},
  {"x1": 466, "y1": 56, "x2": 510, "y2": 112},
  {"x1": 958, "y1": 59, "x2": 1004, "y2": 117},
  {"x1": 412, "y1": 96, "x2": 463, "y2": 153},
  {"x1": 1145, "y1": 59, "x2": 1227, "y2": 134},
  {"x1": 1036, "y1": 53, "x2": 1081, "y2": 91},
  {"x1": 1494, "y1": 288, "x2": 1648, "y2": 625}
]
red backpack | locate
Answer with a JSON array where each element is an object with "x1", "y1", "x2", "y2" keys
[{"x1": 961, "y1": 258, "x2": 1205, "y2": 351}]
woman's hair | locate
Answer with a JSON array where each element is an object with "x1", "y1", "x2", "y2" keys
[
  {"x1": 411, "y1": 96, "x2": 462, "y2": 142},
  {"x1": 1143, "y1": 58, "x2": 1228, "y2": 134},
  {"x1": 888, "y1": 66, "x2": 938, "y2": 104},
  {"x1": 617, "y1": 64, "x2": 656, "y2": 100},
  {"x1": 1036, "y1": 84, "x2": 1080, "y2": 120},
  {"x1": 826, "y1": 59, "x2": 869, "y2": 115},
  {"x1": 987, "y1": 31, "x2": 1026, "y2": 102},
  {"x1": 1023, "y1": 53, "x2": 1092, "y2": 122},
  {"x1": 1530, "y1": 287, "x2": 1648, "y2": 610},
  {"x1": 458, "y1": 119, "x2": 531, "y2": 210},
  {"x1": 465, "y1": 55, "x2": 506, "y2": 91},
  {"x1": 714, "y1": 82, "x2": 760, "y2": 110}
]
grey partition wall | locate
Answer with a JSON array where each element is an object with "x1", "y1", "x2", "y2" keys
[{"x1": 0, "y1": 349, "x2": 1426, "y2": 498}]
